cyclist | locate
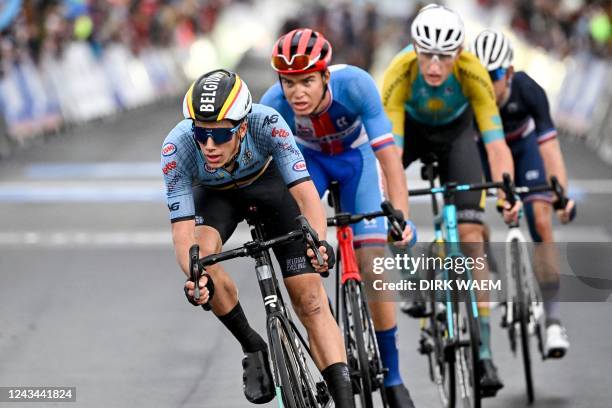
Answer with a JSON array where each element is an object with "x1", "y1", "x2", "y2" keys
[
  {"x1": 382, "y1": 4, "x2": 521, "y2": 397},
  {"x1": 261, "y1": 28, "x2": 417, "y2": 408},
  {"x1": 471, "y1": 29, "x2": 574, "y2": 358},
  {"x1": 161, "y1": 69, "x2": 355, "y2": 407}
]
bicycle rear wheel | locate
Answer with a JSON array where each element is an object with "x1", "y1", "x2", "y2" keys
[
  {"x1": 512, "y1": 238, "x2": 535, "y2": 404},
  {"x1": 268, "y1": 316, "x2": 323, "y2": 407}
]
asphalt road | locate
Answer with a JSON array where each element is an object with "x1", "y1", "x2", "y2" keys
[{"x1": 1, "y1": 75, "x2": 611, "y2": 407}]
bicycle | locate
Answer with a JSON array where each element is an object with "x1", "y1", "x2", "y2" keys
[
  {"x1": 407, "y1": 157, "x2": 511, "y2": 408},
  {"x1": 325, "y1": 181, "x2": 406, "y2": 408},
  {"x1": 499, "y1": 175, "x2": 571, "y2": 404},
  {"x1": 190, "y1": 207, "x2": 332, "y2": 408}
]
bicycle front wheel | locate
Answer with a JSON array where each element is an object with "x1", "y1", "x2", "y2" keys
[
  {"x1": 343, "y1": 279, "x2": 375, "y2": 408},
  {"x1": 455, "y1": 299, "x2": 481, "y2": 408},
  {"x1": 512, "y1": 238, "x2": 535, "y2": 403},
  {"x1": 268, "y1": 316, "x2": 322, "y2": 407}
]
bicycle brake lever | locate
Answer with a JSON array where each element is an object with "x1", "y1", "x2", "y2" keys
[
  {"x1": 550, "y1": 176, "x2": 568, "y2": 210},
  {"x1": 502, "y1": 173, "x2": 516, "y2": 208},
  {"x1": 381, "y1": 201, "x2": 405, "y2": 239},
  {"x1": 296, "y1": 215, "x2": 324, "y2": 266},
  {"x1": 189, "y1": 244, "x2": 201, "y2": 300}
]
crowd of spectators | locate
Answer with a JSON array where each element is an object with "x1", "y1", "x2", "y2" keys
[
  {"x1": 478, "y1": 0, "x2": 611, "y2": 58},
  {"x1": 0, "y1": 0, "x2": 252, "y2": 77}
]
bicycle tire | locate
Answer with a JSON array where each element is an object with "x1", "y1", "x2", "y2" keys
[
  {"x1": 269, "y1": 316, "x2": 320, "y2": 407},
  {"x1": 512, "y1": 238, "x2": 535, "y2": 404},
  {"x1": 426, "y1": 242, "x2": 455, "y2": 407},
  {"x1": 343, "y1": 279, "x2": 374, "y2": 408}
]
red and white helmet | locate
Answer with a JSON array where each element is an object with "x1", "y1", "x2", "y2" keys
[{"x1": 271, "y1": 28, "x2": 332, "y2": 75}]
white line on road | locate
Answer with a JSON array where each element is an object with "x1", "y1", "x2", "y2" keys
[{"x1": 0, "y1": 226, "x2": 608, "y2": 248}]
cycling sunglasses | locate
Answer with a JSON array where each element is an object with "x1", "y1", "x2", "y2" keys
[
  {"x1": 271, "y1": 53, "x2": 320, "y2": 72},
  {"x1": 415, "y1": 46, "x2": 457, "y2": 62},
  {"x1": 489, "y1": 67, "x2": 508, "y2": 82},
  {"x1": 192, "y1": 122, "x2": 241, "y2": 145}
]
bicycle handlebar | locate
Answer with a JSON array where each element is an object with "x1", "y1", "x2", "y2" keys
[
  {"x1": 189, "y1": 216, "x2": 326, "y2": 301},
  {"x1": 326, "y1": 200, "x2": 405, "y2": 239}
]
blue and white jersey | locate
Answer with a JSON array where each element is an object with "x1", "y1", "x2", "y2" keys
[
  {"x1": 161, "y1": 104, "x2": 310, "y2": 222},
  {"x1": 260, "y1": 64, "x2": 395, "y2": 156}
]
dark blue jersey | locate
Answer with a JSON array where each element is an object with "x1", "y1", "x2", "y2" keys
[{"x1": 500, "y1": 71, "x2": 557, "y2": 144}]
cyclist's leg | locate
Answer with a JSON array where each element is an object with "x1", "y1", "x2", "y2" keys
[
  {"x1": 336, "y1": 145, "x2": 414, "y2": 405},
  {"x1": 513, "y1": 134, "x2": 568, "y2": 354},
  {"x1": 193, "y1": 184, "x2": 273, "y2": 403},
  {"x1": 443, "y1": 116, "x2": 501, "y2": 381},
  {"x1": 253, "y1": 166, "x2": 353, "y2": 407}
]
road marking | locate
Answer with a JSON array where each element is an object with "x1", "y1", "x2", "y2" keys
[
  {"x1": 25, "y1": 162, "x2": 161, "y2": 179},
  {"x1": 0, "y1": 226, "x2": 608, "y2": 248}
]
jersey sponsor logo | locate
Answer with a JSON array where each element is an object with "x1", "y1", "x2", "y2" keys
[
  {"x1": 198, "y1": 71, "x2": 225, "y2": 112},
  {"x1": 241, "y1": 149, "x2": 253, "y2": 165},
  {"x1": 507, "y1": 102, "x2": 519, "y2": 113},
  {"x1": 195, "y1": 216, "x2": 205, "y2": 225},
  {"x1": 204, "y1": 163, "x2": 218, "y2": 173},
  {"x1": 292, "y1": 160, "x2": 307, "y2": 171},
  {"x1": 525, "y1": 169, "x2": 540, "y2": 181},
  {"x1": 162, "y1": 143, "x2": 177, "y2": 156},
  {"x1": 296, "y1": 123, "x2": 314, "y2": 138},
  {"x1": 272, "y1": 127, "x2": 290, "y2": 138},
  {"x1": 262, "y1": 114, "x2": 278, "y2": 127},
  {"x1": 336, "y1": 116, "x2": 348, "y2": 128},
  {"x1": 162, "y1": 161, "x2": 177, "y2": 174},
  {"x1": 363, "y1": 218, "x2": 378, "y2": 228},
  {"x1": 168, "y1": 202, "x2": 180, "y2": 211}
]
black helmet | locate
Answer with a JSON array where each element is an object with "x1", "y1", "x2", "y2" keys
[{"x1": 182, "y1": 69, "x2": 252, "y2": 122}]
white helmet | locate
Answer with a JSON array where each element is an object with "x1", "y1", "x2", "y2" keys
[
  {"x1": 411, "y1": 4, "x2": 465, "y2": 53},
  {"x1": 471, "y1": 29, "x2": 514, "y2": 71}
]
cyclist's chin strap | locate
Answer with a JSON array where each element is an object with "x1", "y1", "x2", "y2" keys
[
  {"x1": 222, "y1": 132, "x2": 245, "y2": 171},
  {"x1": 308, "y1": 78, "x2": 329, "y2": 116}
]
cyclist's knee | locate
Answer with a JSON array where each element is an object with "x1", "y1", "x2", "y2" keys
[
  {"x1": 356, "y1": 246, "x2": 385, "y2": 277},
  {"x1": 532, "y1": 201, "x2": 554, "y2": 242},
  {"x1": 292, "y1": 283, "x2": 324, "y2": 322},
  {"x1": 458, "y1": 222, "x2": 484, "y2": 243}
]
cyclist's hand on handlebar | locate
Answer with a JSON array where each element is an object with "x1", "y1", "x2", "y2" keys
[
  {"x1": 306, "y1": 240, "x2": 335, "y2": 273},
  {"x1": 184, "y1": 275, "x2": 210, "y2": 306},
  {"x1": 555, "y1": 198, "x2": 576, "y2": 224},
  {"x1": 502, "y1": 199, "x2": 522, "y2": 225},
  {"x1": 393, "y1": 220, "x2": 418, "y2": 248}
]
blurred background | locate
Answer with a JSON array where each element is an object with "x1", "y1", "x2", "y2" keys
[
  {"x1": 0, "y1": 0, "x2": 610, "y2": 161},
  {"x1": 0, "y1": 1, "x2": 611, "y2": 408}
]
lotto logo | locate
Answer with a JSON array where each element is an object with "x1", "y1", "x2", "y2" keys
[{"x1": 272, "y1": 127, "x2": 290, "y2": 138}]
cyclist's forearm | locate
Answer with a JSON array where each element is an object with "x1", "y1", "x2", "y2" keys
[
  {"x1": 485, "y1": 139, "x2": 515, "y2": 194},
  {"x1": 289, "y1": 181, "x2": 327, "y2": 239},
  {"x1": 539, "y1": 138, "x2": 568, "y2": 190},
  {"x1": 171, "y1": 220, "x2": 196, "y2": 277},
  {"x1": 376, "y1": 146, "x2": 410, "y2": 218}
]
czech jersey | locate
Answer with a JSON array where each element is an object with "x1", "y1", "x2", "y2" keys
[
  {"x1": 382, "y1": 45, "x2": 505, "y2": 148},
  {"x1": 260, "y1": 64, "x2": 395, "y2": 156},
  {"x1": 161, "y1": 104, "x2": 310, "y2": 222},
  {"x1": 260, "y1": 64, "x2": 393, "y2": 248},
  {"x1": 499, "y1": 71, "x2": 557, "y2": 144}
]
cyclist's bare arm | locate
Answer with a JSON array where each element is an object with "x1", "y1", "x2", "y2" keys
[
  {"x1": 171, "y1": 219, "x2": 196, "y2": 277},
  {"x1": 375, "y1": 145, "x2": 410, "y2": 219},
  {"x1": 289, "y1": 180, "x2": 327, "y2": 240},
  {"x1": 539, "y1": 139, "x2": 568, "y2": 191}
]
